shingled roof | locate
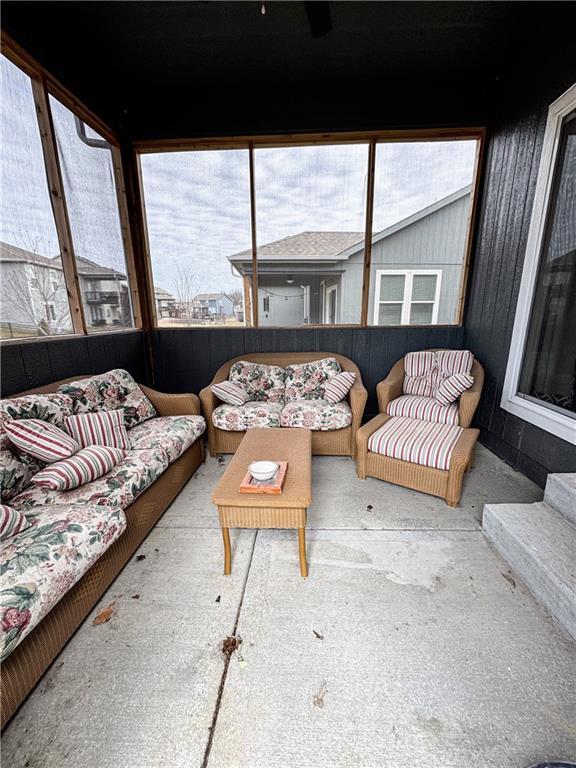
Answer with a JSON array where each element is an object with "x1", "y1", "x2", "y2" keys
[
  {"x1": 0, "y1": 241, "x2": 126, "y2": 279},
  {"x1": 229, "y1": 231, "x2": 363, "y2": 261}
]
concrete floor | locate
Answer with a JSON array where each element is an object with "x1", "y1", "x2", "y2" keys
[{"x1": 3, "y1": 445, "x2": 576, "y2": 768}]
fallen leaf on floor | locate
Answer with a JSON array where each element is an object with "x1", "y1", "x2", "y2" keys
[
  {"x1": 312, "y1": 629, "x2": 324, "y2": 640},
  {"x1": 222, "y1": 634, "x2": 242, "y2": 656},
  {"x1": 367, "y1": 504, "x2": 373, "y2": 511},
  {"x1": 154, "y1": 548, "x2": 159, "y2": 552},
  {"x1": 501, "y1": 572, "x2": 516, "y2": 589},
  {"x1": 215, "y1": 595, "x2": 221, "y2": 603},
  {"x1": 313, "y1": 681, "x2": 327, "y2": 708},
  {"x1": 131, "y1": 594, "x2": 140, "y2": 600},
  {"x1": 93, "y1": 602, "x2": 115, "y2": 625},
  {"x1": 136, "y1": 555, "x2": 146, "y2": 562}
]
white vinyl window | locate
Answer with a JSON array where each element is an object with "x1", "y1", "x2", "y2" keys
[
  {"x1": 373, "y1": 269, "x2": 442, "y2": 325},
  {"x1": 502, "y1": 81, "x2": 576, "y2": 445}
]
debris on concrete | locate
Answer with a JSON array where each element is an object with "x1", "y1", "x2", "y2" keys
[
  {"x1": 92, "y1": 602, "x2": 115, "y2": 625},
  {"x1": 131, "y1": 594, "x2": 140, "y2": 600},
  {"x1": 136, "y1": 555, "x2": 146, "y2": 562},
  {"x1": 215, "y1": 595, "x2": 221, "y2": 603},
  {"x1": 312, "y1": 629, "x2": 324, "y2": 640},
  {"x1": 501, "y1": 571, "x2": 516, "y2": 589},
  {"x1": 313, "y1": 681, "x2": 327, "y2": 709},
  {"x1": 222, "y1": 635, "x2": 242, "y2": 656},
  {"x1": 367, "y1": 504, "x2": 373, "y2": 511}
]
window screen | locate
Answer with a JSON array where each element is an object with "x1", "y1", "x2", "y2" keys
[
  {"x1": 0, "y1": 55, "x2": 73, "y2": 339},
  {"x1": 49, "y1": 96, "x2": 134, "y2": 332}
]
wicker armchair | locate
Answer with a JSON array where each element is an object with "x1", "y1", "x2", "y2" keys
[
  {"x1": 200, "y1": 352, "x2": 367, "y2": 458},
  {"x1": 357, "y1": 350, "x2": 484, "y2": 506}
]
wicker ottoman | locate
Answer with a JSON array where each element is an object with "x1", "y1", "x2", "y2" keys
[{"x1": 356, "y1": 413, "x2": 479, "y2": 506}]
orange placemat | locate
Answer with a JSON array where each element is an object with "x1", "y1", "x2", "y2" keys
[{"x1": 239, "y1": 461, "x2": 288, "y2": 494}]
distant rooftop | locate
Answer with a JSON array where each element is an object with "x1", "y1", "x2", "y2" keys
[
  {"x1": 195, "y1": 292, "x2": 232, "y2": 301},
  {"x1": 0, "y1": 241, "x2": 127, "y2": 279}
]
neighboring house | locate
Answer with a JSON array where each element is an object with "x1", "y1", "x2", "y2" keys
[
  {"x1": 155, "y1": 286, "x2": 177, "y2": 318},
  {"x1": 227, "y1": 185, "x2": 472, "y2": 326},
  {"x1": 0, "y1": 241, "x2": 131, "y2": 334},
  {"x1": 193, "y1": 293, "x2": 234, "y2": 318}
]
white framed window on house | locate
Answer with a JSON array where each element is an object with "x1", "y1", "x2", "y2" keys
[
  {"x1": 373, "y1": 270, "x2": 442, "y2": 325},
  {"x1": 502, "y1": 81, "x2": 576, "y2": 445}
]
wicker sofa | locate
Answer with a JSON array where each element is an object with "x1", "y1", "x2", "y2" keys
[
  {"x1": 200, "y1": 352, "x2": 367, "y2": 458},
  {"x1": 0, "y1": 373, "x2": 205, "y2": 728},
  {"x1": 356, "y1": 350, "x2": 484, "y2": 506}
]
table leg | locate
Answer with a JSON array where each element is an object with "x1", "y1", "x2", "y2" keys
[
  {"x1": 222, "y1": 527, "x2": 231, "y2": 575},
  {"x1": 298, "y1": 527, "x2": 308, "y2": 578}
]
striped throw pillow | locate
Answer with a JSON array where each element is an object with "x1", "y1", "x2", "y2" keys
[
  {"x1": 210, "y1": 381, "x2": 249, "y2": 406},
  {"x1": 435, "y1": 374, "x2": 474, "y2": 406},
  {"x1": 323, "y1": 372, "x2": 356, "y2": 404},
  {"x1": 0, "y1": 504, "x2": 32, "y2": 540},
  {"x1": 65, "y1": 409, "x2": 130, "y2": 450},
  {"x1": 31, "y1": 446, "x2": 124, "y2": 491},
  {"x1": 4, "y1": 419, "x2": 80, "y2": 464}
]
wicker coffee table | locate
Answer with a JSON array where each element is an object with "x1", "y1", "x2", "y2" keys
[{"x1": 211, "y1": 428, "x2": 312, "y2": 577}]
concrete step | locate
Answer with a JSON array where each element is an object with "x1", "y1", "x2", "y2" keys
[
  {"x1": 483, "y1": 501, "x2": 576, "y2": 642},
  {"x1": 544, "y1": 473, "x2": 576, "y2": 526}
]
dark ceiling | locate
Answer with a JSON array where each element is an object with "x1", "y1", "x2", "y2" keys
[{"x1": 3, "y1": 1, "x2": 576, "y2": 139}]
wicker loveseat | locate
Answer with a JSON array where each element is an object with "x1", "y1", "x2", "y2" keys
[
  {"x1": 0, "y1": 373, "x2": 205, "y2": 728},
  {"x1": 200, "y1": 352, "x2": 367, "y2": 458},
  {"x1": 356, "y1": 350, "x2": 484, "y2": 506}
]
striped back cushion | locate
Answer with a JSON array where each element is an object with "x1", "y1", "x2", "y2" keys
[
  {"x1": 65, "y1": 410, "x2": 130, "y2": 450},
  {"x1": 0, "y1": 504, "x2": 31, "y2": 540},
  {"x1": 403, "y1": 352, "x2": 437, "y2": 397},
  {"x1": 323, "y1": 372, "x2": 356, "y2": 404},
  {"x1": 4, "y1": 419, "x2": 80, "y2": 464},
  {"x1": 436, "y1": 350, "x2": 474, "y2": 377},
  {"x1": 210, "y1": 381, "x2": 249, "y2": 406},
  {"x1": 435, "y1": 374, "x2": 474, "y2": 406},
  {"x1": 31, "y1": 446, "x2": 124, "y2": 491}
]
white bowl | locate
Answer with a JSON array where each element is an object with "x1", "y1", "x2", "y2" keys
[{"x1": 249, "y1": 460, "x2": 278, "y2": 481}]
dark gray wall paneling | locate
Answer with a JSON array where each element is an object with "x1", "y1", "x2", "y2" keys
[
  {"x1": 0, "y1": 331, "x2": 149, "y2": 396},
  {"x1": 150, "y1": 326, "x2": 465, "y2": 416},
  {"x1": 464, "y1": 93, "x2": 576, "y2": 487}
]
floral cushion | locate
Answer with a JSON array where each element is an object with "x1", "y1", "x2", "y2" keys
[
  {"x1": 368, "y1": 416, "x2": 463, "y2": 471},
  {"x1": 387, "y1": 395, "x2": 459, "y2": 426},
  {"x1": 212, "y1": 402, "x2": 283, "y2": 431},
  {"x1": 0, "y1": 449, "x2": 44, "y2": 504},
  {"x1": 284, "y1": 358, "x2": 342, "y2": 401},
  {"x1": 279, "y1": 400, "x2": 352, "y2": 431},
  {"x1": 0, "y1": 503, "x2": 126, "y2": 661},
  {"x1": 229, "y1": 362, "x2": 286, "y2": 403},
  {"x1": 58, "y1": 369, "x2": 156, "y2": 428},
  {"x1": 11, "y1": 448, "x2": 169, "y2": 511},
  {"x1": 128, "y1": 416, "x2": 206, "y2": 463},
  {"x1": 0, "y1": 394, "x2": 74, "y2": 450}
]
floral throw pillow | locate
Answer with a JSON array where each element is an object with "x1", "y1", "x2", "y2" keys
[
  {"x1": 284, "y1": 358, "x2": 342, "y2": 401},
  {"x1": 0, "y1": 449, "x2": 44, "y2": 503},
  {"x1": 58, "y1": 369, "x2": 156, "y2": 428},
  {"x1": 229, "y1": 361, "x2": 286, "y2": 403}
]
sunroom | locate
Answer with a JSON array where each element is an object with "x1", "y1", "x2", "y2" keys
[{"x1": 0, "y1": 3, "x2": 575, "y2": 767}]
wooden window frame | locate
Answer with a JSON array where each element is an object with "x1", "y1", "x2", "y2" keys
[
  {"x1": 136, "y1": 128, "x2": 484, "y2": 330},
  {"x1": 0, "y1": 34, "x2": 142, "y2": 344}
]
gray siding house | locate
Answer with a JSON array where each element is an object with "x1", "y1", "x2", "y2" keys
[
  {"x1": 193, "y1": 293, "x2": 234, "y2": 318},
  {"x1": 227, "y1": 186, "x2": 471, "y2": 326},
  {"x1": 0, "y1": 241, "x2": 131, "y2": 335}
]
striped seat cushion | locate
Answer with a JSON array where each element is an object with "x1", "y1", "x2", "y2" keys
[
  {"x1": 210, "y1": 381, "x2": 249, "y2": 406},
  {"x1": 30, "y1": 446, "x2": 125, "y2": 491},
  {"x1": 368, "y1": 416, "x2": 463, "y2": 470},
  {"x1": 323, "y1": 372, "x2": 356, "y2": 403},
  {"x1": 65, "y1": 409, "x2": 130, "y2": 450},
  {"x1": 387, "y1": 395, "x2": 459, "y2": 426},
  {"x1": 4, "y1": 418, "x2": 80, "y2": 463},
  {"x1": 0, "y1": 504, "x2": 32, "y2": 540}
]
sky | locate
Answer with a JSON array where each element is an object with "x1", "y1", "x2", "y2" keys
[{"x1": 1, "y1": 52, "x2": 477, "y2": 300}]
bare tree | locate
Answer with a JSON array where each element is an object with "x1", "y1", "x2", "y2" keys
[
  {"x1": 228, "y1": 288, "x2": 243, "y2": 307},
  {"x1": 1, "y1": 262, "x2": 71, "y2": 336},
  {"x1": 173, "y1": 264, "x2": 201, "y2": 324}
]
